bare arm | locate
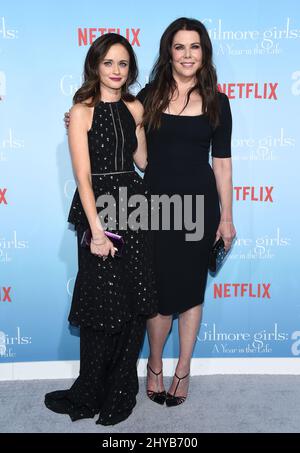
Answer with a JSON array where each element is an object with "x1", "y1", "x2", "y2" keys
[
  {"x1": 212, "y1": 157, "x2": 233, "y2": 221},
  {"x1": 134, "y1": 124, "x2": 148, "y2": 171},
  {"x1": 68, "y1": 104, "x2": 104, "y2": 238},
  {"x1": 212, "y1": 157, "x2": 236, "y2": 249},
  {"x1": 68, "y1": 104, "x2": 116, "y2": 258},
  {"x1": 126, "y1": 100, "x2": 148, "y2": 171}
]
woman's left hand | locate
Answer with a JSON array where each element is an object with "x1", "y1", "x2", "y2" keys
[{"x1": 215, "y1": 221, "x2": 236, "y2": 252}]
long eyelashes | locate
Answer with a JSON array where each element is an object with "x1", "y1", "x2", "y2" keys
[
  {"x1": 174, "y1": 45, "x2": 201, "y2": 51},
  {"x1": 103, "y1": 62, "x2": 128, "y2": 67}
]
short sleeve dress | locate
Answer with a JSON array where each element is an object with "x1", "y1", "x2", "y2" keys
[{"x1": 137, "y1": 85, "x2": 232, "y2": 315}]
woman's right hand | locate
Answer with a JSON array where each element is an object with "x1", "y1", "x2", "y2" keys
[
  {"x1": 64, "y1": 111, "x2": 70, "y2": 130},
  {"x1": 90, "y1": 236, "x2": 117, "y2": 260}
]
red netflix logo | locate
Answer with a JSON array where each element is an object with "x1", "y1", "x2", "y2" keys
[
  {"x1": 214, "y1": 283, "x2": 271, "y2": 299},
  {"x1": 0, "y1": 188, "x2": 7, "y2": 204},
  {"x1": 0, "y1": 287, "x2": 11, "y2": 302},
  {"x1": 234, "y1": 186, "x2": 273, "y2": 202},
  {"x1": 218, "y1": 82, "x2": 278, "y2": 100},
  {"x1": 78, "y1": 28, "x2": 141, "y2": 47}
]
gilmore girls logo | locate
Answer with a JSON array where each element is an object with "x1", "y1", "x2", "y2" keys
[
  {"x1": 0, "y1": 128, "x2": 25, "y2": 163},
  {"x1": 0, "y1": 17, "x2": 18, "y2": 39},
  {"x1": 0, "y1": 327, "x2": 32, "y2": 358},
  {"x1": 232, "y1": 128, "x2": 296, "y2": 162},
  {"x1": 203, "y1": 17, "x2": 300, "y2": 49},
  {"x1": 229, "y1": 227, "x2": 291, "y2": 261},
  {"x1": 197, "y1": 323, "x2": 300, "y2": 356},
  {"x1": 0, "y1": 231, "x2": 29, "y2": 265},
  {"x1": 197, "y1": 323, "x2": 289, "y2": 355}
]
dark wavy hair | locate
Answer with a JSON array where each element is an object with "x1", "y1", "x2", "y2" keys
[
  {"x1": 143, "y1": 17, "x2": 220, "y2": 129},
  {"x1": 73, "y1": 33, "x2": 138, "y2": 106}
]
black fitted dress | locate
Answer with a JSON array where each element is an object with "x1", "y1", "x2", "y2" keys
[
  {"x1": 45, "y1": 99, "x2": 158, "y2": 426},
  {"x1": 137, "y1": 85, "x2": 232, "y2": 315}
]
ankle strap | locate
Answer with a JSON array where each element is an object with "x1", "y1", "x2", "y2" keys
[
  {"x1": 173, "y1": 372, "x2": 189, "y2": 396},
  {"x1": 175, "y1": 372, "x2": 190, "y2": 381},
  {"x1": 147, "y1": 363, "x2": 162, "y2": 376}
]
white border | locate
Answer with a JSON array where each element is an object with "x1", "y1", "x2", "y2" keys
[{"x1": 1, "y1": 358, "x2": 300, "y2": 380}]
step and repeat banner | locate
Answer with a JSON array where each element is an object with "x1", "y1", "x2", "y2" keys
[{"x1": 1, "y1": 0, "x2": 300, "y2": 369}]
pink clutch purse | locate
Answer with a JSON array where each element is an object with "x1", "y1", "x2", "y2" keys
[{"x1": 80, "y1": 229, "x2": 124, "y2": 257}]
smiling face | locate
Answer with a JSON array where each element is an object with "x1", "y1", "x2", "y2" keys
[
  {"x1": 98, "y1": 43, "x2": 130, "y2": 91},
  {"x1": 170, "y1": 30, "x2": 203, "y2": 80}
]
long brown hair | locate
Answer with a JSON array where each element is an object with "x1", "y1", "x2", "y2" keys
[
  {"x1": 143, "y1": 18, "x2": 220, "y2": 129},
  {"x1": 73, "y1": 33, "x2": 138, "y2": 106}
]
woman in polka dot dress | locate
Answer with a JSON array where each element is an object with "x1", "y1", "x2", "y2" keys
[{"x1": 44, "y1": 33, "x2": 158, "y2": 426}]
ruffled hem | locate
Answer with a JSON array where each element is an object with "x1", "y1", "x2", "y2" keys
[
  {"x1": 68, "y1": 270, "x2": 158, "y2": 334},
  {"x1": 68, "y1": 189, "x2": 89, "y2": 229},
  {"x1": 67, "y1": 171, "x2": 148, "y2": 229}
]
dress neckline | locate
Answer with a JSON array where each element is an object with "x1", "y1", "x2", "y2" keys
[
  {"x1": 99, "y1": 99, "x2": 122, "y2": 105},
  {"x1": 162, "y1": 111, "x2": 205, "y2": 118}
]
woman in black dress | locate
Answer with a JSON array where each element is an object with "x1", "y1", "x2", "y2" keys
[
  {"x1": 45, "y1": 34, "x2": 157, "y2": 425},
  {"x1": 137, "y1": 18, "x2": 236, "y2": 406}
]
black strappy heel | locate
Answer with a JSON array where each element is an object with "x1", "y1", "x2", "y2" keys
[
  {"x1": 146, "y1": 363, "x2": 166, "y2": 405},
  {"x1": 166, "y1": 372, "x2": 190, "y2": 407}
]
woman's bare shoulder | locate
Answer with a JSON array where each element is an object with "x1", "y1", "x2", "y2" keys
[{"x1": 124, "y1": 99, "x2": 144, "y2": 125}]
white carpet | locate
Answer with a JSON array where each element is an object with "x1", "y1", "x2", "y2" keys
[{"x1": 1, "y1": 376, "x2": 300, "y2": 433}]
